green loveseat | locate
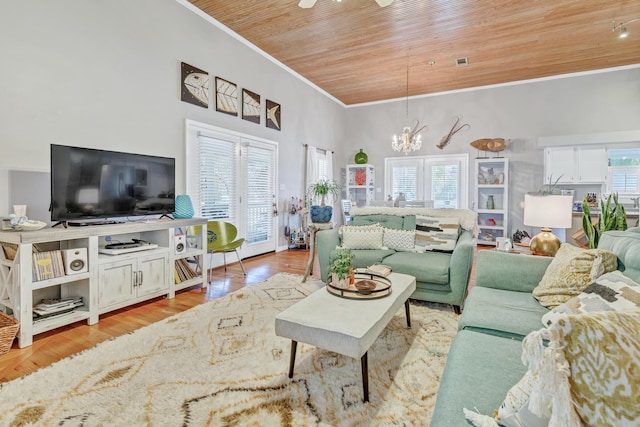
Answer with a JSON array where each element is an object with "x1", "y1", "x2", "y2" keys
[
  {"x1": 316, "y1": 207, "x2": 475, "y2": 313},
  {"x1": 430, "y1": 228, "x2": 640, "y2": 426}
]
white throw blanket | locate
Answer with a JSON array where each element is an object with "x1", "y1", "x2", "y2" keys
[{"x1": 350, "y1": 206, "x2": 478, "y2": 235}]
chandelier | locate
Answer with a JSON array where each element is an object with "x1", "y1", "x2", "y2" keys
[{"x1": 392, "y1": 65, "x2": 426, "y2": 155}]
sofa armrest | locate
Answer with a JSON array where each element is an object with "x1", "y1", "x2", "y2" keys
[
  {"x1": 316, "y1": 229, "x2": 340, "y2": 282},
  {"x1": 448, "y1": 230, "x2": 474, "y2": 305},
  {"x1": 475, "y1": 250, "x2": 552, "y2": 293}
]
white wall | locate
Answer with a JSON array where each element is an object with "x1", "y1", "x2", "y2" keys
[
  {"x1": 0, "y1": 0, "x2": 345, "y2": 247},
  {"x1": 343, "y1": 67, "x2": 640, "y2": 235},
  {"x1": 1, "y1": 1, "x2": 638, "y2": 244}
]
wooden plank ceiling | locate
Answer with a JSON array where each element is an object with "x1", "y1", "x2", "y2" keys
[{"x1": 188, "y1": 0, "x2": 640, "y2": 105}]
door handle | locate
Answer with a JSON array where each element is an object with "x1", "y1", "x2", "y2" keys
[{"x1": 133, "y1": 271, "x2": 138, "y2": 287}]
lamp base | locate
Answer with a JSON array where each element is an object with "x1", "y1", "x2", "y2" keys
[{"x1": 530, "y1": 228, "x2": 561, "y2": 257}]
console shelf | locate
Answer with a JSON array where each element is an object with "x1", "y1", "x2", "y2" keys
[{"x1": 0, "y1": 218, "x2": 207, "y2": 348}]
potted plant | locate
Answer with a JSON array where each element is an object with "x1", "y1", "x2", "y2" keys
[
  {"x1": 307, "y1": 179, "x2": 341, "y2": 223},
  {"x1": 581, "y1": 193, "x2": 627, "y2": 249},
  {"x1": 329, "y1": 249, "x2": 355, "y2": 289}
]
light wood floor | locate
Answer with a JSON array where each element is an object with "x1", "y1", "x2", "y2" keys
[{"x1": 0, "y1": 246, "x2": 482, "y2": 383}]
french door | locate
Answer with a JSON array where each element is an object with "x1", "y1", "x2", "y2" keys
[{"x1": 186, "y1": 120, "x2": 278, "y2": 260}]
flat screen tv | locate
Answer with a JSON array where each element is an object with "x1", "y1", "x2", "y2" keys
[{"x1": 51, "y1": 144, "x2": 175, "y2": 223}]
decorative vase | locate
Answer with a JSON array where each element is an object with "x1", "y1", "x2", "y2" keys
[
  {"x1": 174, "y1": 195, "x2": 195, "y2": 218},
  {"x1": 486, "y1": 195, "x2": 495, "y2": 210},
  {"x1": 309, "y1": 205, "x2": 332, "y2": 223},
  {"x1": 354, "y1": 149, "x2": 368, "y2": 165},
  {"x1": 355, "y1": 169, "x2": 366, "y2": 186}
]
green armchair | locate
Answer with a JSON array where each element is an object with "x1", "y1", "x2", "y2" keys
[{"x1": 206, "y1": 221, "x2": 246, "y2": 280}]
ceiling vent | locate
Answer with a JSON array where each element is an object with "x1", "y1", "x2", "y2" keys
[{"x1": 455, "y1": 57, "x2": 469, "y2": 67}]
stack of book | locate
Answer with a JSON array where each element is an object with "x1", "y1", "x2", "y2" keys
[
  {"x1": 174, "y1": 258, "x2": 198, "y2": 284},
  {"x1": 33, "y1": 297, "x2": 84, "y2": 322},
  {"x1": 32, "y1": 250, "x2": 65, "y2": 281}
]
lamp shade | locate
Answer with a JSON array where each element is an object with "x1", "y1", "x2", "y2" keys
[{"x1": 523, "y1": 194, "x2": 573, "y2": 229}]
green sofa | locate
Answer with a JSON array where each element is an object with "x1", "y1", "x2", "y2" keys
[
  {"x1": 430, "y1": 228, "x2": 640, "y2": 426},
  {"x1": 316, "y1": 207, "x2": 475, "y2": 313}
]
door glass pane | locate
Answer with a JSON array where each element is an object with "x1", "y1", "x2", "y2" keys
[
  {"x1": 246, "y1": 144, "x2": 275, "y2": 244},
  {"x1": 392, "y1": 166, "x2": 417, "y2": 200},
  {"x1": 198, "y1": 136, "x2": 237, "y2": 221},
  {"x1": 431, "y1": 163, "x2": 459, "y2": 208}
]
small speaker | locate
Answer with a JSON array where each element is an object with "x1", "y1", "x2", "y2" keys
[
  {"x1": 62, "y1": 248, "x2": 88, "y2": 275},
  {"x1": 175, "y1": 234, "x2": 186, "y2": 255}
]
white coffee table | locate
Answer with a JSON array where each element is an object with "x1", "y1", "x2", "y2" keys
[{"x1": 275, "y1": 272, "x2": 416, "y2": 402}]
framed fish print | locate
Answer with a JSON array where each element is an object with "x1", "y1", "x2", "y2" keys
[
  {"x1": 242, "y1": 89, "x2": 260, "y2": 124},
  {"x1": 180, "y1": 62, "x2": 209, "y2": 108},
  {"x1": 215, "y1": 77, "x2": 238, "y2": 116},
  {"x1": 266, "y1": 99, "x2": 281, "y2": 131}
]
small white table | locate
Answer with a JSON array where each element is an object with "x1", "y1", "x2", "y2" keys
[{"x1": 275, "y1": 273, "x2": 416, "y2": 402}]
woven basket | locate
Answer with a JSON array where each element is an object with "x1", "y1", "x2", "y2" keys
[
  {"x1": 0, "y1": 312, "x2": 19, "y2": 355},
  {"x1": 1, "y1": 243, "x2": 17, "y2": 261}
]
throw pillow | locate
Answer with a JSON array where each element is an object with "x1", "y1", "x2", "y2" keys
[
  {"x1": 414, "y1": 215, "x2": 459, "y2": 253},
  {"x1": 541, "y1": 270, "x2": 640, "y2": 327},
  {"x1": 382, "y1": 227, "x2": 416, "y2": 251},
  {"x1": 522, "y1": 311, "x2": 640, "y2": 426},
  {"x1": 532, "y1": 243, "x2": 618, "y2": 308},
  {"x1": 339, "y1": 224, "x2": 384, "y2": 250}
]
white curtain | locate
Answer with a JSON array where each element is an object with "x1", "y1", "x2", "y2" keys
[
  {"x1": 305, "y1": 144, "x2": 319, "y2": 195},
  {"x1": 326, "y1": 150, "x2": 334, "y2": 184}
]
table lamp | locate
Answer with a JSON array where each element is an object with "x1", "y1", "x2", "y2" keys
[{"x1": 523, "y1": 194, "x2": 573, "y2": 257}]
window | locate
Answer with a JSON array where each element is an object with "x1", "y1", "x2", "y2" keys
[
  {"x1": 186, "y1": 120, "x2": 277, "y2": 259},
  {"x1": 608, "y1": 148, "x2": 640, "y2": 195},
  {"x1": 384, "y1": 154, "x2": 468, "y2": 208}
]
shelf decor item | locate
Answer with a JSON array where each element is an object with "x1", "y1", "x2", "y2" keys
[
  {"x1": 0, "y1": 312, "x2": 19, "y2": 355},
  {"x1": 174, "y1": 195, "x2": 195, "y2": 219},
  {"x1": 486, "y1": 195, "x2": 495, "y2": 210},
  {"x1": 355, "y1": 169, "x2": 366, "y2": 186},
  {"x1": 354, "y1": 149, "x2": 368, "y2": 164}
]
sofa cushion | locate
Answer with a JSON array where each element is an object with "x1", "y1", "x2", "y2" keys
[
  {"x1": 598, "y1": 229, "x2": 640, "y2": 283},
  {"x1": 382, "y1": 227, "x2": 416, "y2": 251},
  {"x1": 383, "y1": 251, "x2": 451, "y2": 285},
  {"x1": 459, "y1": 286, "x2": 550, "y2": 339},
  {"x1": 541, "y1": 270, "x2": 640, "y2": 327},
  {"x1": 351, "y1": 214, "x2": 405, "y2": 230},
  {"x1": 431, "y1": 330, "x2": 527, "y2": 427},
  {"x1": 532, "y1": 243, "x2": 618, "y2": 308},
  {"x1": 329, "y1": 248, "x2": 396, "y2": 271},
  {"x1": 414, "y1": 215, "x2": 459, "y2": 253}
]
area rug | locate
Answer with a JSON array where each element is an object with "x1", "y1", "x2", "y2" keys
[{"x1": 0, "y1": 273, "x2": 458, "y2": 426}]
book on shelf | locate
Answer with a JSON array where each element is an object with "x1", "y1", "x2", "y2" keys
[
  {"x1": 33, "y1": 296, "x2": 84, "y2": 319},
  {"x1": 32, "y1": 250, "x2": 65, "y2": 281},
  {"x1": 174, "y1": 258, "x2": 198, "y2": 283}
]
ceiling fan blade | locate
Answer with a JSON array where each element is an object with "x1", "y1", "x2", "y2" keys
[
  {"x1": 298, "y1": 0, "x2": 317, "y2": 8},
  {"x1": 374, "y1": 0, "x2": 393, "y2": 6}
]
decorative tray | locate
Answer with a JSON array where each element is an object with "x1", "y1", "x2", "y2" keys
[{"x1": 326, "y1": 272, "x2": 392, "y2": 300}]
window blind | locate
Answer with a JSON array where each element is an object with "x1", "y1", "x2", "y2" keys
[
  {"x1": 431, "y1": 163, "x2": 459, "y2": 208},
  {"x1": 246, "y1": 143, "x2": 275, "y2": 244},
  {"x1": 197, "y1": 135, "x2": 237, "y2": 221}
]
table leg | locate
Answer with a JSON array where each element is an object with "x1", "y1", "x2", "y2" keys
[
  {"x1": 361, "y1": 352, "x2": 369, "y2": 403},
  {"x1": 302, "y1": 227, "x2": 316, "y2": 282},
  {"x1": 405, "y1": 299, "x2": 411, "y2": 329},
  {"x1": 288, "y1": 340, "x2": 298, "y2": 378}
]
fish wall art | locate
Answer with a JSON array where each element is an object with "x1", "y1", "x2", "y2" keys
[{"x1": 181, "y1": 62, "x2": 209, "y2": 108}]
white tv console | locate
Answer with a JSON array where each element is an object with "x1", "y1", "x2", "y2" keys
[{"x1": 0, "y1": 218, "x2": 208, "y2": 348}]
